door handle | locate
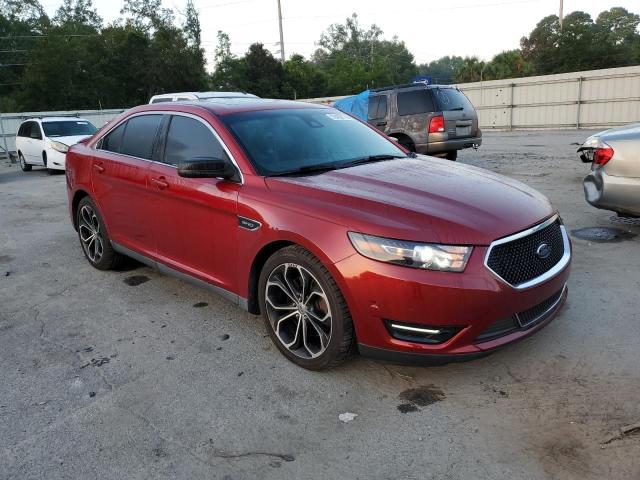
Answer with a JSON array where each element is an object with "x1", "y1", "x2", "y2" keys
[
  {"x1": 377, "y1": 121, "x2": 387, "y2": 126},
  {"x1": 151, "y1": 177, "x2": 169, "y2": 190},
  {"x1": 93, "y1": 163, "x2": 105, "y2": 173}
]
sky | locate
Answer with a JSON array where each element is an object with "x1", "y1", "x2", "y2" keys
[{"x1": 41, "y1": 0, "x2": 640, "y2": 69}]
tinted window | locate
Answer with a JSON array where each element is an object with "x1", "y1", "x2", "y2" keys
[
  {"x1": 29, "y1": 122, "x2": 43, "y2": 140},
  {"x1": 120, "y1": 115, "x2": 162, "y2": 159},
  {"x1": 101, "y1": 122, "x2": 126, "y2": 153},
  {"x1": 18, "y1": 122, "x2": 31, "y2": 137},
  {"x1": 151, "y1": 97, "x2": 172, "y2": 104},
  {"x1": 164, "y1": 115, "x2": 227, "y2": 166},
  {"x1": 432, "y1": 88, "x2": 474, "y2": 112},
  {"x1": 397, "y1": 90, "x2": 435, "y2": 116},
  {"x1": 42, "y1": 120, "x2": 97, "y2": 138},
  {"x1": 221, "y1": 108, "x2": 406, "y2": 176},
  {"x1": 377, "y1": 96, "x2": 388, "y2": 119},
  {"x1": 368, "y1": 96, "x2": 387, "y2": 120},
  {"x1": 368, "y1": 97, "x2": 380, "y2": 120}
]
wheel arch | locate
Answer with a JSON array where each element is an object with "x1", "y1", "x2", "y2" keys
[
  {"x1": 71, "y1": 190, "x2": 91, "y2": 231},
  {"x1": 245, "y1": 231, "x2": 352, "y2": 316},
  {"x1": 388, "y1": 132, "x2": 416, "y2": 151}
]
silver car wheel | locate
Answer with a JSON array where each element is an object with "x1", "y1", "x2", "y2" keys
[
  {"x1": 79, "y1": 204, "x2": 104, "y2": 263},
  {"x1": 265, "y1": 263, "x2": 332, "y2": 359}
]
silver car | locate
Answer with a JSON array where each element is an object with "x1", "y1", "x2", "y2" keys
[{"x1": 578, "y1": 123, "x2": 640, "y2": 217}]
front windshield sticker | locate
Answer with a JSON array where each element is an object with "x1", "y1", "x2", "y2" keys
[{"x1": 326, "y1": 112, "x2": 353, "y2": 121}]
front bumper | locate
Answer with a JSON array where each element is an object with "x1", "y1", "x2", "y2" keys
[
  {"x1": 335, "y1": 240, "x2": 571, "y2": 363},
  {"x1": 45, "y1": 147, "x2": 67, "y2": 170},
  {"x1": 583, "y1": 168, "x2": 640, "y2": 217}
]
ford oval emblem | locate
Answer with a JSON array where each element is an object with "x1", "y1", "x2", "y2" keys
[{"x1": 535, "y1": 243, "x2": 551, "y2": 259}]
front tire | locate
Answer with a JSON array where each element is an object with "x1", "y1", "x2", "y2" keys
[
  {"x1": 19, "y1": 153, "x2": 32, "y2": 172},
  {"x1": 258, "y1": 246, "x2": 354, "y2": 370},
  {"x1": 76, "y1": 197, "x2": 122, "y2": 270}
]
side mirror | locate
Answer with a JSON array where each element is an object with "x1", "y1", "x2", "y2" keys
[{"x1": 177, "y1": 156, "x2": 239, "y2": 181}]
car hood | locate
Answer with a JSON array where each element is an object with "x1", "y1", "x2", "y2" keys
[
  {"x1": 265, "y1": 156, "x2": 554, "y2": 245},
  {"x1": 47, "y1": 135, "x2": 92, "y2": 146}
]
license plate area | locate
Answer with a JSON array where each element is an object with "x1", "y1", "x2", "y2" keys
[{"x1": 456, "y1": 126, "x2": 471, "y2": 137}]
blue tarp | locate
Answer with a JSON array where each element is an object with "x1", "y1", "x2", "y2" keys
[{"x1": 332, "y1": 90, "x2": 370, "y2": 121}]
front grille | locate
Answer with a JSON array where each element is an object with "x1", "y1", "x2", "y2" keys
[
  {"x1": 516, "y1": 288, "x2": 564, "y2": 328},
  {"x1": 487, "y1": 219, "x2": 565, "y2": 287},
  {"x1": 475, "y1": 286, "x2": 565, "y2": 343}
]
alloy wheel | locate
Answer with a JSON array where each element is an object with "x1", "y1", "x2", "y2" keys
[
  {"x1": 265, "y1": 263, "x2": 332, "y2": 359},
  {"x1": 78, "y1": 204, "x2": 104, "y2": 263}
]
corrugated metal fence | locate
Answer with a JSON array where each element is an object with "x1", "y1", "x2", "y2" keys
[
  {"x1": 303, "y1": 65, "x2": 640, "y2": 131},
  {"x1": 0, "y1": 109, "x2": 124, "y2": 160}
]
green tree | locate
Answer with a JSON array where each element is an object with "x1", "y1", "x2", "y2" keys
[
  {"x1": 121, "y1": 0, "x2": 174, "y2": 31},
  {"x1": 182, "y1": 0, "x2": 201, "y2": 47},
  {"x1": 54, "y1": 0, "x2": 102, "y2": 30},
  {"x1": 312, "y1": 14, "x2": 416, "y2": 94},
  {"x1": 243, "y1": 43, "x2": 283, "y2": 98},
  {"x1": 454, "y1": 57, "x2": 486, "y2": 83},
  {"x1": 282, "y1": 54, "x2": 326, "y2": 99},
  {"x1": 484, "y1": 50, "x2": 533, "y2": 80},
  {"x1": 417, "y1": 56, "x2": 464, "y2": 84}
]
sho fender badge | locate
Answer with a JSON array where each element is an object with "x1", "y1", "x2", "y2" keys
[{"x1": 238, "y1": 216, "x2": 261, "y2": 231}]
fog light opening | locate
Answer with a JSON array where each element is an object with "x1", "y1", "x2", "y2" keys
[{"x1": 384, "y1": 320, "x2": 461, "y2": 345}]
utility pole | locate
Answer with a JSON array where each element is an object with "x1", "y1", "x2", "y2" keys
[
  {"x1": 277, "y1": 0, "x2": 285, "y2": 63},
  {"x1": 559, "y1": 0, "x2": 564, "y2": 29}
]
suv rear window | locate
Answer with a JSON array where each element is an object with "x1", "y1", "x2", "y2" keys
[
  {"x1": 432, "y1": 88, "x2": 474, "y2": 112},
  {"x1": 397, "y1": 90, "x2": 435, "y2": 116}
]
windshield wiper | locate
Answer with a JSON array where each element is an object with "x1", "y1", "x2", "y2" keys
[
  {"x1": 268, "y1": 163, "x2": 340, "y2": 177},
  {"x1": 340, "y1": 154, "x2": 409, "y2": 169}
]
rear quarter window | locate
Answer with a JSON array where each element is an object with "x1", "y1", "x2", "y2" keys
[
  {"x1": 397, "y1": 90, "x2": 435, "y2": 116},
  {"x1": 432, "y1": 88, "x2": 474, "y2": 112}
]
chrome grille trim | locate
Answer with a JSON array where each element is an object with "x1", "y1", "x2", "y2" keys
[{"x1": 484, "y1": 214, "x2": 571, "y2": 290}]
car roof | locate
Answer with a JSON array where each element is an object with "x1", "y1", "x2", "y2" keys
[
  {"x1": 371, "y1": 83, "x2": 459, "y2": 93},
  {"x1": 150, "y1": 91, "x2": 257, "y2": 99},
  {"x1": 136, "y1": 98, "x2": 329, "y2": 116},
  {"x1": 22, "y1": 117, "x2": 91, "y2": 123}
]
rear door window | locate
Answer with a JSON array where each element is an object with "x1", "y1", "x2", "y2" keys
[
  {"x1": 29, "y1": 122, "x2": 43, "y2": 140},
  {"x1": 163, "y1": 115, "x2": 228, "y2": 166},
  {"x1": 368, "y1": 97, "x2": 380, "y2": 120},
  {"x1": 119, "y1": 115, "x2": 162, "y2": 159},
  {"x1": 368, "y1": 96, "x2": 388, "y2": 120},
  {"x1": 18, "y1": 122, "x2": 31, "y2": 137},
  {"x1": 101, "y1": 122, "x2": 127, "y2": 153},
  {"x1": 432, "y1": 88, "x2": 474, "y2": 112},
  {"x1": 397, "y1": 90, "x2": 435, "y2": 116}
]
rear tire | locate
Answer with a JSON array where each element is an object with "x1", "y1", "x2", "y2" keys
[
  {"x1": 258, "y1": 245, "x2": 354, "y2": 370},
  {"x1": 445, "y1": 151, "x2": 458, "y2": 161},
  {"x1": 76, "y1": 197, "x2": 123, "y2": 270},
  {"x1": 19, "y1": 153, "x2": 32, "y2": 172}
]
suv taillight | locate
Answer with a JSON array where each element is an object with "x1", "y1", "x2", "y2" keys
[
  {"x1": 428, "y1": 115, "x2": 445, "y2": 133},
  {"x1": 593, "y1": 146, "x2": 614, "y2": 166}
]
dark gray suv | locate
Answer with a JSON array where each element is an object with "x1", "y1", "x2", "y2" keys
[{"x1": 367, "y1": 84, "x2": 482, "y2": 160}]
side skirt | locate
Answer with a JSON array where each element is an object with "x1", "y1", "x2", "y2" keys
[{"x1": 112, "y1": 242, "x2": 249, "y2": 311}]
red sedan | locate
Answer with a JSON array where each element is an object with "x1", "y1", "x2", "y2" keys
[{"x1": 66, "y1": 99, "x2": 571, "y2": 370}]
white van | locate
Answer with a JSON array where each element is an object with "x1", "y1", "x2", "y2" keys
[
  {"x1": 16, "y1": 117, "x2": 97, "y2": 172},
  {"x1": 149, "y1": 91, "x2": 258, "y2": 104}
]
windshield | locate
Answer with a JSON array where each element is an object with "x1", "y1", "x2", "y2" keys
[
  {"x1": 432, "y1": 88, "x2": 474, "y2": 112},
  {"x1": 221, "y1": 108, "x2": 407, "y2": 176},
  {"x1": 42, "y1": 120, "x2": 97, "y2": 138}
]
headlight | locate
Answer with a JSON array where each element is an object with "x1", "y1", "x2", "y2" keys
[
  {"x1": 50, "y1": 141, "x2": 69, "y2": 153},
  {"x1": 348, "y1": 232, "x2": 473, "y2": 272}
]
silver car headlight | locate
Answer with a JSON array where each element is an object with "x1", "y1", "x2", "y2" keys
[
  {"x1": 348, "y1": 232, "x2": 473, "y2": 272},
  {"x1": 50, "y1": 141, "x2": 69, "y2": 153}
]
